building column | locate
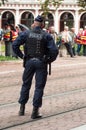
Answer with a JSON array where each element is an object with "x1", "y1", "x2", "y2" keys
[
  {"x1": 54, "y1": 10, "x2": 59, "y2": 34},
  {"x1": 35, "y1": 10, "x2": 39, "y2": 17},
  {"x1": 75, "y1": 10, "x2": 79, "y2": 34},
  {"x1": 35, "y1": 4, "x2": 39, "y2": 18},
  {"x1": 15, "y1": 9, "x2": 20, "y2": 26}
]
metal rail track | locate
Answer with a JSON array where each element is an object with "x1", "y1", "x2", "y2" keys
[
  {"x1": 0, "y1": 71, "x2": 86, "y2": 88},
  {"x1": 1, "y1": 105, "x2": 86, "y2": 130},
  {"x1": 0, "y1": 87, "x2": 86, "y2": 108}
]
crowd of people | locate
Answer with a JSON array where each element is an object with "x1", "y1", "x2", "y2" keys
[
  {"x1": 47, "y1": 25, "x2": 86, "y2": 58},
  {"x1": 0, "y1": 23, "x2": 21, "y2": 57},
  {"x1": 0, "y1": 20, "x2": 86, "y2": 58}
]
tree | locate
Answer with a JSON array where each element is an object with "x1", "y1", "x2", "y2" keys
[
  {"x1": 77, "y1": 0, "x2": 86, "y2": 11},
  {"x1": 38, "y1": 0, "x2": 63, "y2": 16},
  {"x1": 0, "y1": 0, "x2": 8, "y2": 6}
]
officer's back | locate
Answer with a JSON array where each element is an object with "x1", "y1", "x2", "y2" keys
[{"x1": 12, "y1": 15, "x2": 58, "y2": 62}]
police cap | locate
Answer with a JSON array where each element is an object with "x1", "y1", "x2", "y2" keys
[{"x1": 35, "y1": 15, "x2": 43, "y2": 22}]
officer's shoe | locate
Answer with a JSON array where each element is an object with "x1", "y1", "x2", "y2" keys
[
  {"x1": 19, "y1": 104, "x2": 25, "y2": 116},
  {"x1": 31, "y1": 107, "x2": 42, "y2": 119}
]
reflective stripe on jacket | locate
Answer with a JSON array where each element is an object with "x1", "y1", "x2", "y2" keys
[{"x1": 11, "y1": 31, "x2": 18, "y2": 41}]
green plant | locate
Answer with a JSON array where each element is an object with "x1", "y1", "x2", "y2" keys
[{"x1": 0, "y1": 56, "x2": 19, "y2": 61}]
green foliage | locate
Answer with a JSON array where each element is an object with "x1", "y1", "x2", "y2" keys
[
  {"x1": 38, "y1": 0, "x2": 63, "y2": 16},
  {"x1": 0, "y1": 56, "x2": 19, "y2": 61},
  {"x1": 77, "y1": 0, "x2": 86, "y2": 11},
  {"x1": 0, "y1": 0, "x2": 8, "y2": 6}
]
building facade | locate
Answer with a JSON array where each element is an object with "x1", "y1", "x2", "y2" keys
[{"x1": 0, "y1": 0, "x2": 86, "y2": 34}]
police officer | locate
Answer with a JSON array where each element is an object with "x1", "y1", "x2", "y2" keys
[{"x1": 12, "y1": 15, "x2": 58, "y2": 119}]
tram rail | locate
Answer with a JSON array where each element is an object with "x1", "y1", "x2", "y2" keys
[
  {"x1": 1, "y1": 105, "x2": 86, "y2": 130},
  {"x1": 0, "y1": 86, "x2": 86, "y2": 107}
]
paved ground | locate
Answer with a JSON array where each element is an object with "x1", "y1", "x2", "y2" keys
[{"x1": 0, "y1": 56, "x2": 86, "y2": 130}]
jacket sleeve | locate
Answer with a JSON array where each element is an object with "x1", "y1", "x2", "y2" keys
[{"x1": 12, "y1": 31, "x2": 28, "y2": 59}]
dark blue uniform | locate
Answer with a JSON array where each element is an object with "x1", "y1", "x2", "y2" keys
[{"x1": 12, "y1": 26, "x2": 58, "y2": 109}]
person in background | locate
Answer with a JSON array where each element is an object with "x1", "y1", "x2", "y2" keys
[
  {"x1": 0, "y1": 28, "x2": 3, "y2": 41},
  {"x1": 70, "y1": 27, "x2": 76, "y2": 56},
  {"x1": 48, "y1": 26, "x2": 57, "y2": 43},
  {"x1": 82, "y1": 26, "x2": 86, "y2": 56},
  {"x1": 76, "y1": 28, "x2": 83, "y2": 55},
  {"x1": 0, "y1": 28, "x2": 3, "y2": 55},
  {"x1": 10, "y1": 24, "x2": 18, "y2": 58},
  {"x1": 12, "y1": 15, "x2": 58, "y2": 119},
  {"x1": 3, "y1": 22, "x2": 11, "y2": 56},
  {"x1": 61, "y1": 26, "x2": 74, "y2": 57}
]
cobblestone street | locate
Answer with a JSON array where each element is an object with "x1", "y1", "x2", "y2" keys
[{"x1": 0, "y1": 56, "x2": 86, "y2": 130}]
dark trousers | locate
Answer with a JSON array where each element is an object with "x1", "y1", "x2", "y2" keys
[
  {"x1": 83, "y1": 45, "x2": 86, "y2": 56},
  {"x1": 72, "y1": 46, "x2": 76, "y2": 56},
  {"x1": 64, "y1": 42, "x2": 74, "y2": 57},
  {"x1": 19, "y1": 58, "x2": 47, "y2": 108},
  {"x1": 10, "y1": 42, "x2": 18, "y2": 58},
  {"x1": 77, "y1": 44, "x2": 82, "y2": 54},
  {"x1": 5, "y1": 41, "x2": 12, "y2": 56}
]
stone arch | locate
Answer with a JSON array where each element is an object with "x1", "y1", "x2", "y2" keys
[
  {"x1": 1, "y1": 11, "x2": 15, "y2": 28},
  {"x1": 60, "y1": 11, "x2": 74, "y2": 32},
  {"x1": 80, "y1": 12, "x2": 86, "y2": 28},
  {"x1": 42, "y1": 12, "x2": 54, "y2": 28},
  {"x1": 20, "y1": 11, "x2": 34, "y2": 28}
]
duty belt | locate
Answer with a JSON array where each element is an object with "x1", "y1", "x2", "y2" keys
[
  {"x1": 30, "y1": 58, "x2": 40, "y2": 61},
  {"x1": 26, "y1": 55, "x2": 44, "y2": 61}
]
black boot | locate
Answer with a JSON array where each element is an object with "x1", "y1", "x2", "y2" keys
[
  {"x1": 31, "y1": 107, "x2": 42, "y2": 119},
  {"x1": 19, "y1": 104, "x2": 25, "y2": 116}
]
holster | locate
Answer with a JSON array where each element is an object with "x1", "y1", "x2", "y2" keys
[{"x1": 43, "y1": 56, "x2": 51, "y2": 75}]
